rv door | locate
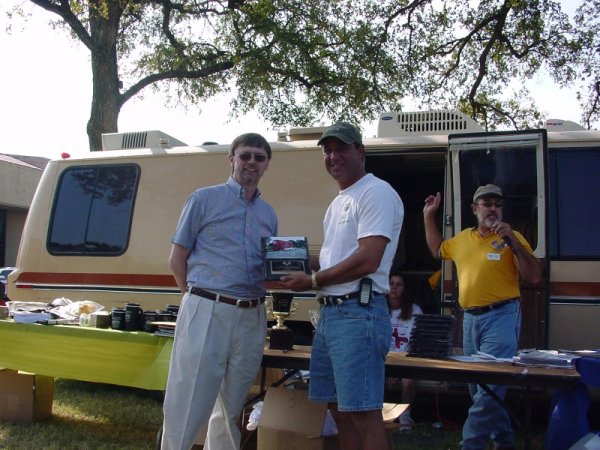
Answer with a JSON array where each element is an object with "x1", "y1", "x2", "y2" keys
[{"x1": 448, "y1": 130, "x2": 548, "y2": 349}]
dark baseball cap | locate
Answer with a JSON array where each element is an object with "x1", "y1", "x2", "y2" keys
[
  {"x1": 473, "y1": 184, "x2": 503, "y2": 202},
  {"x1": 317, "y1": 122, "x2": 363, "y2": 146}
]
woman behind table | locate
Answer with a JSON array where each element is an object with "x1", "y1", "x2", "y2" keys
[{"x1": 387, "y1": 272, "x2": 422, "y2": 430}]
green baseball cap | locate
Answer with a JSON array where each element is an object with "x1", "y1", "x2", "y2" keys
[
  {"x1": 473, "y1": 184, "x2": 503, "y2": 202},
  {"x1": 317, "y1": 122, "x2": 363, "y2": 146}
]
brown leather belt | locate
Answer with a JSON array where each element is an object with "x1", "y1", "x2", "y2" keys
[
  {"x1": 188, "y1": 287, "x2": 265, "y2": 308},
  {"x1": 464, "y1": 298, "x2": 518, "y2": 316}
]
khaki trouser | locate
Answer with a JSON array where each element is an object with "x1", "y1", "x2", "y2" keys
[{"x1": 161, "y1": 292, "x2": 267, "y2": 450}]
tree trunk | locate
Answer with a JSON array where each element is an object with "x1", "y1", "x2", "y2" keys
[{"x1": 86, "y1": 2, "x2": 123, "y2": 151}]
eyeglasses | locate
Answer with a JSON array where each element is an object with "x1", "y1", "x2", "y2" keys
[
  {"x1": 477, "y1": 200, "x2": 504, "y2": 208},
  {"x1": 237, "y1": 152, "x2": 268, "y2": 162}
]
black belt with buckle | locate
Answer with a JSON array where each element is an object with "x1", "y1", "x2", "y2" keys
[
  {"x1": 317, "y1": 291, "x2": 383, "y2": 306},
  {"x1": 464, "y1": 298, "x2": 518, "y2": 316},
  {"x1": 317, "y1": 291, "x2": 360, "y2": 306},
  {"x1": 188, "y1": 287, "x2": 265, "y2": 308}
]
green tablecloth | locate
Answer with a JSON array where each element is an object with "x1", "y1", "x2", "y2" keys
[{"x1": 0, "y1": 320, "x2": 172, "y2": 390}]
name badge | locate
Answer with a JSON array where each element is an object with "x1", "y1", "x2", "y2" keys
[{"x1": 487, "y1": 252, "x2": 501, "y2": 261}]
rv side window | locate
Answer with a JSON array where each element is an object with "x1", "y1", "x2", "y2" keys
[
  {"x1": 549, "y1": 148, "x2": 600, "y2": 259},
  {"x1": 47, "y1": 164, "x2": 140, "y2": 255}
]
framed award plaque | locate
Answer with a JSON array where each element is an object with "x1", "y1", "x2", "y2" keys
[{"x1": 262, "y1": 236, "x2": 311, "y2": 281}]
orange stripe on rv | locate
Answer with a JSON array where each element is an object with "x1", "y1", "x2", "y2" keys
[
  {"x1": 550, "y1": 281, "x2": 600, "y2": 297},
  {"x1": 15, "y1": 272, "x2": 177, "y2": 287}
]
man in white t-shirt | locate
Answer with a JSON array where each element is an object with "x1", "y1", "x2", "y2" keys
[{"x1": 280, "y1": 122, "x2": 404, "y2": 450}]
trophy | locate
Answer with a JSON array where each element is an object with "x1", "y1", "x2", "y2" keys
[{"x1": 267, "y1": 292, "x2": 297, "y2": 350}]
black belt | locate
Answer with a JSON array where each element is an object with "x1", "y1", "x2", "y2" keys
[
  {"x1": 317, "y1": 291, "x2": 383, "y2": 306},
  {"x1": 464, "y1": 298, "x2": 518, "y2": 316},
  {"x1": 188, "y1": 287, "x2": 265, "y2": 308}
]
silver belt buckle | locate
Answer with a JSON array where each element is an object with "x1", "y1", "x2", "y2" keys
[
  {"x1": 237, "y1": 298, "x2": 256, "y2": 307},
  {"x1": 318, "y1": 296, "x2": 340, "y2": 306}
]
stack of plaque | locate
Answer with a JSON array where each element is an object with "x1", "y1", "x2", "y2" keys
[
  {"x1": 407, "y1": 314, "x2": 456, "y2": 358},
  {"x1": 153, "y1": 321, "x2": 176, "y2": 338}
]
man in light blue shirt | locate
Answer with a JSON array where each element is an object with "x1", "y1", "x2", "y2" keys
[{"x1": 161, "y1": 133, "x2": 277, "y2": 450}]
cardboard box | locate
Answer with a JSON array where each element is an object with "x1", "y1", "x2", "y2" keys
[
  {"x1": 257, "y1": 387, "x2": 407, "y2": 450},
  {"x1": 0, "y1": 369, "x2": 54, "y2": 422}
]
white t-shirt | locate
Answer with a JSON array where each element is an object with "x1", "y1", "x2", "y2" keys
[
  {"x1": 319, "y1": 174, "x2": 404, "y2": 295},
  {"x1": 389, "y1": 303, "x2": 423, "y2": 352}
]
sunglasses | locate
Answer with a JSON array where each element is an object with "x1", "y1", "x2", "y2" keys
[
  {"x1": 237, "y1": 152, "x2": 268, "y2": 162},
  {"x1": 477, "y1": 200, "x2": 504, "y2": 208}
]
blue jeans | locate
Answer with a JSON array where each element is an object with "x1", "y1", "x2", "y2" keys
[
  {"x1": 309, "y1": 294, "x2": 391, "y2": 412},
  {"x1": 461, "y1": 300, "x2": 521, "y2": 450}
]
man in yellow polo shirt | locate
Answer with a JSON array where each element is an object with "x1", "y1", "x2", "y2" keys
[{"x1": 423, "y1": 184, "x2": 541, "y2": 450}]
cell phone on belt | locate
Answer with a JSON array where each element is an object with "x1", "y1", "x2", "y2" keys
[{"x1": 359, "y1": 277, "x2": 372, "y2": 307}]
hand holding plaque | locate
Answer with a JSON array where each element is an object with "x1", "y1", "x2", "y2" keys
[
  {"x1": 262, "y1": 236, "x2": 309, "y2": 349},
  {"x1": 262, "y1": 237, "x2": 311, "y2": 289}
]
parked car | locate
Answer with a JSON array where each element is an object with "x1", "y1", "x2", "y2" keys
[{"x1": 0, "y1": 266, "x2": 15, "y2": 303}]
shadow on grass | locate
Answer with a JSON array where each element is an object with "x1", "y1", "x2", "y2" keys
[
  {"x1": 0, "y1": 379, "x2": 163, "y2": 450},
  {"x1": 1, "y1": 379, "x2": 597, "y2": 450},
  {"x1": 387, "y1": 385, "x2": 552, "y2": 450}
]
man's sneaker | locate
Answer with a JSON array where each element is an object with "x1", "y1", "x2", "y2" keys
[{"x1": 399, "y1": 414, "x2": 414, "y2": 433}]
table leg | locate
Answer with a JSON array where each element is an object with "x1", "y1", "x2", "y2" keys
[
  {"x1": 245, "y1": 369, "x2": 300, "y2": 407},
  {"x1": 260, "y1": 366, "x2": 266, "y2": 394},
  {"x1": 523, "y1": 388, "x2": 532, "y2": 450},
  {"x1": 478, "y1": 383, "x2": 531, "y2": 449}
]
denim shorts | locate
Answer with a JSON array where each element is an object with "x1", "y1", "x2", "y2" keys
[{"x1": 308, "y1": 294, "x2": 391, "y2": 412}]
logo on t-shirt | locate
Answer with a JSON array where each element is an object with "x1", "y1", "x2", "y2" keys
[
  {"x1": 338, "y1": 202, "x2": 352, "y2": 224},
  {"x1": 490, "y1": 240, "x2": 507, "y2": 251},
  {"x1": 392, "y1": 327, "x2": 409, "y2": 350}
]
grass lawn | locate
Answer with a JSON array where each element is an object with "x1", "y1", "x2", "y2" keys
[
  {"x1": 0, "y1": 380, "x2": 163, "y2": 450},
  {"x1": 0, "y1": 378, "x2": 597, "y2": 449}
]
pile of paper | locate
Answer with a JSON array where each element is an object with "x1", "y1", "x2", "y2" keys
[
  {"x1": 512, "y1": 350, "x2": 577, "y2": 368},
  {"x1": 6, "y1": 299, "x2": 104, "y2": 324},
  {"x1": 153, "y1": 321, "x2": 176, "y2": 337},
  {"x1": 11, "y1": 311, "x2": 54, "y2": 323},
  {"x1": 7, "y1": 301, "x2": 53, "y2": 323}
]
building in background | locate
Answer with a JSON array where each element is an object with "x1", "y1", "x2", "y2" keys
[{"x1": 0, "y1": 154, "x2": 48, "y2": 266}]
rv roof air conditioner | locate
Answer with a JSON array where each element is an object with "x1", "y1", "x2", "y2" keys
[
  {"x1": 101, "y1": 130, "x2": 187, "y2": 150},
  {"x1": 378, "y1": 111, "x2": 484, "y2": 137},
  {"x1": 282, "y1": 126, "x2": 327, "y2": 142},
  {"x1": 544, "y1": 119, "x2": 585, "y2": 132}
]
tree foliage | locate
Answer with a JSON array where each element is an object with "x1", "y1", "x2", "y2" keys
[
  {"x1": 9, "y1": 0, "x2": 599, "y2": 150},
  {"x1": 573, "y1": 0, "x2": 600, "y2": 129}
]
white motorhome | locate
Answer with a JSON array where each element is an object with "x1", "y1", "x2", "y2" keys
[{"x1": 8, "y1": 111, "x2": 600, "y2": 351}]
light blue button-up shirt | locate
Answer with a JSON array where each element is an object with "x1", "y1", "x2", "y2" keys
[{"x1": 172, "y1": 177, "x2": 278, "y2": 298}]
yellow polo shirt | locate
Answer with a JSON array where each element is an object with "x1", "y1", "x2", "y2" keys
[{"x1": 439, "y1": 228, "x2": 534, "y2": 308}]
